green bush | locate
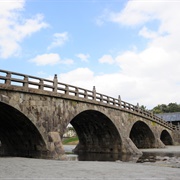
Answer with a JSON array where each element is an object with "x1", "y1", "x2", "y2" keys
[{"x1": 62, "y1": 136, "x2": 79, "y2": 145}]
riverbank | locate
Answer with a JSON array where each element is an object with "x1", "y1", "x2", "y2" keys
[
  {"x1": 140, "y1": 146, "x2": 180, "y2": 168},
  {"x1": 0, "y1": 157, "x2": 179, "y2": 179},
  {"x1": 0, "y1": 146, "x2": 180, "y2": 179}
]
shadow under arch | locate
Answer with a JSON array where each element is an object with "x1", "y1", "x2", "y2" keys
[
  {"x1": 160, "y1": 130, "x2": 173, "y2": 145},
  {"x1": 130, "y1": 121, "x2": 155, "y2": 148},
  {"x1": 70, "y1": 110, "x2": 122, "y2": 155},
  {"x1": 0, "y1": 102, "x2": 47, "y2": 158}
]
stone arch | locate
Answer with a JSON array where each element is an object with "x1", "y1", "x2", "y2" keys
[
  {"x1": 129, "y1": 121, "x2": 155, "y2": 148},
  {"x1": 0, "y1": 101, "x2": 47, "y2": 158},
  {"x1": 160, "y1": 130, "x2": 173, "y2": 145},
  {"x1": 69, "y1": 110, "x2": 122, "y2": 154}
]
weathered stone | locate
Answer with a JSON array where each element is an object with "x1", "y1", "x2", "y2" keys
[
  {"x1": 0, "y1": 94, "x2": 9, "y2": 103},
  {"x1": 48, "y1": 131, "x2": 64, "y2": 158},
  {"x1": 0, "y1": 83, "x2": 180, "y2": 159}
]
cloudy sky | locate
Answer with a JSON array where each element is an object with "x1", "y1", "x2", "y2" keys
[{"x1": 0, "y1": 0, "x2": 180, "y2": 109}]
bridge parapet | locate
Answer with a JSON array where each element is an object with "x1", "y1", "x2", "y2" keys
[{"x1": 0, "y1": 69, "x2": 179, "y2": 131}]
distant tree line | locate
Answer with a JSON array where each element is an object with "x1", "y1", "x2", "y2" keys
[
  {"x1": 151, "y1": 103, "x2": 180, "y2": 114},
  {"x1": 139, "y1": 103, "x2": 180, "y2": 114}
]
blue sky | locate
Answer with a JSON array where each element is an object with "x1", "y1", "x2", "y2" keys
[{"x1": 0, "y1": 0, "x2": 180, "y2": 109}]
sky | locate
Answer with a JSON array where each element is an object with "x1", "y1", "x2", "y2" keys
[{"x1": 0, "y1": 0, "x2": 180, "y2": 109}]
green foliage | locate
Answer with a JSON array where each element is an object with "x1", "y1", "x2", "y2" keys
[
  {"x1": 152, "y1": 103, "x2": 180, "y2": 114},
  {"x1": 63, "y1": 136, "x2": 79, "y2": 145},
  {"x1": 140, "y1": 105, "x2": 147, "y2": 110},
  {"x1": 67, "y1": 126, "x2": 75, "y2": 131}
]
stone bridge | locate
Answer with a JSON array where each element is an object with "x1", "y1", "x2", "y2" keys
[{"x1": 0, "y1": 69, "x2": 180, "y2": 159}]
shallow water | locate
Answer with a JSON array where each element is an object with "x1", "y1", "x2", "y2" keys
[{"x1": 64, "y1": 145, "x2": 180, "y2": 164}]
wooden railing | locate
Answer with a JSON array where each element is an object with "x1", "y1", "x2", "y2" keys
[{"x1": 0, "y1": 69, "x2": 179, "y2": 131}]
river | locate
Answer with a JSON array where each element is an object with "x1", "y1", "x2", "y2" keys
[{"x1": 64, "y1": 145, "x2": 180, "y2": 163}]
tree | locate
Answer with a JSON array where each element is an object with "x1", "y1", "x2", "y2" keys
[
  {"x1": 152, "y1": 103, "x2": 180, "y2": 114},
  {"x1": 167, "y1": 103, "x2": 180, "y2": 112},
  {"x1": 140, "y1": 105, "x2": 146, "y2": 110}
]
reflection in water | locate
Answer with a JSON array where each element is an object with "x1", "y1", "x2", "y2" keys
[
  {"x1": 64, "y1": 145, "x2": 180, "y2": 163},
  {"x1": 77, "y1": 152, "x2": 140, "y2": 162},
  {"x1": 66, "y1": 152, "x2": 140, "y2": 162},
  {"x1": 64, "y1": 145, "x2": 140, "y2": 162}
]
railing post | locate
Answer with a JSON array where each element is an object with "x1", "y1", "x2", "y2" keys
[
  {"x1": 23, "y1": 76, "x2": 28, "y2": 90},
  {"x1": 65, "y1": 85, "x2": 69, "y2": 95},
  {"x1": 5, "y1": 72, "x2": 11, "y2": 85},
  {"x1": 93, "y1": 86, "x2": 96, "y2": 101},
  {"x1": 137, "y1": 103, "x2": 140, "y2": 112},
  {"x1": 100, "y1": 94, "x2": 103, "y2": 102},
  {"x1": 39, "y1": 79, "x2": 44, "y2": 90},
  {"x1": 75, "y1": 87, "x2": 79, "y2": 97},
  {"x1": 118, "y1": 95, "x2": 121, "y2": 108},
  {"x1": 151, "y1": 111, "x2": 153, "y2": 117},
  {"x1": 53, "y1": 74, "x2": 58, "y2": 93},
  {"x1": 107, "y1": 96, "x2": 110, "y2": 104},
  {"x1": 84, "y1": 90, "x2": 87, "y2": 99}
]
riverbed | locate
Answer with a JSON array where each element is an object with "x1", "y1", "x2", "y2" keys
[{"x1": 0, "y1": 146, "x2": 180, "y2": 179}]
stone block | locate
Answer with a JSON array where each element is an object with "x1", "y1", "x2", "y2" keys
[
  {"x1": 0, "y1": 94, "x2": 9, "y2": 103},
  {"x1": 48, "y1": 132, "x2": 61, "y2": 143}
]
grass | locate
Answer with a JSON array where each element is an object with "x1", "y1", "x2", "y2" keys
[{"x1": 62, "y1": 136, "x2": 79, "y2": 145}]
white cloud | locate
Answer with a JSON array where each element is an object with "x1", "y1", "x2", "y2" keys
[
  {"x1": 29, "y1": 53, "x2": 61, "y2": 66},
  {"x1": 59, "y1": 68, "x2": 94, "y2": 86},
  {"x1": 0, "y1": 0, "x2": 48, "y2": 59},
  {"x1": 108, "y1": 1, "x2": 160, "y2": 27},
  {"x1": 139, "y1": 26, "x2": 158, "y2": 39},
  {"x1": 15, "y1": 14, "x2": 48, "y2": 38},
  {"x1": 29, "y1": 53, "x2": 74, "y2": 66},
  {"x1": 98, "y1": 1, "x2": 180, "y2": 109},
  {"x1": 59, "y1": 1, "x2": 180, "y2": 109},
  {"x1": 76, "y1": 53, "x2": 90, "y2": 62},
  {"x1": 47, "y1": 32, "x2": 69, "y2": 50},
  {"x1": 61, "y1": 58, "x2": 74, "y2": 65},
  {"x1": 99, "y1": 54, "x2": 114, "y2": 64}
]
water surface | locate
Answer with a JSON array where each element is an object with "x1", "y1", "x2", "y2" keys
[{"x1": 64, "y1": 145, "x2": 180, "y2": 164}]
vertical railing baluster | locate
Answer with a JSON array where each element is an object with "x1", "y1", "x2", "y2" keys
[
  {"x1": 113, "y1": 98, "x2": 116, "y2": 106},
  {"x1": 107, "y1": 96, "x2": 110, "y2": 105},
  {"x1": 137, "y1": 103, "x2": 140, "y2": 112},
  {"x1": 5, "y1": 72, "x2": 11, "y2": 85},
  {"x1": 23, "y1": 76, "x2": 28, "y2": 90},
  {"x1": 93, "y1": 86, "x2": 96, "y2": 101},
  {"x1": 118, "y1": 95, "x2": 121, "y2": 108},
  {"x1": 75, "y1": 87, "x2": 79, "y2": 97},
  {"x1": 39, "y1": 79, "x2": 44, "y2": 90},
  {"x1": 53, "y1": 74, "x2": 58, "y2": 93},
  {"x1": 100, "y1": 94, "x2": 103, "y2": 102},
  {"x1": 84, "y1": 90, "x2": 88, "y2": 99},
  {"x1": 65, "y1": 85, "x2": 69, "y2": 95}
]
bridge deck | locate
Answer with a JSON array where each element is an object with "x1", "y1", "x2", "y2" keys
[{"x1": 0, "y1": 69, "x2": 179, "y2": 131}]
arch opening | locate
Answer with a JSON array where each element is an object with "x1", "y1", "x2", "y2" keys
[
  {"x1": 160, "y1": 130, "x2": 173, "y2": 145},
  {"x1": 0, "y1": 102, "x2": 47, "y2": 158},
  {"x1": 69, "y1": 110, "x2": 122, "y2": 154},
  {"x1": 130, "y1": 121, "x2": 155, "y2": 148}
]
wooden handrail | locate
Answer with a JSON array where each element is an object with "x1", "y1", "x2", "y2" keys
[{"x1": 0, "y1": 69, "x2": 178, "y2": 131}]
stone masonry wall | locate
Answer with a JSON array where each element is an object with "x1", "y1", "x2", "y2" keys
[{"x1": 0, "y1": 89, "x2": 178, "y2": 159}]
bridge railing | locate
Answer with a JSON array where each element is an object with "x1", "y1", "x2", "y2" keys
[{"x1": 0, "y1": 69, "x2": 179, "y2": 131}]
